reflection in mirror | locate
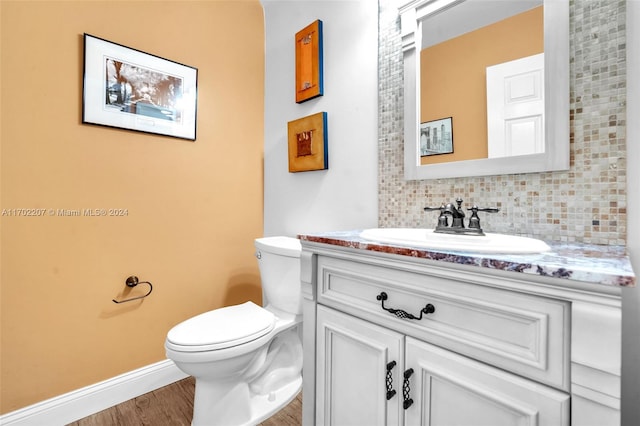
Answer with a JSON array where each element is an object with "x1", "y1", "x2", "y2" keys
[
  {"x1": 400, "y1": 0, "x2": 569, "y2": 180},
  {"x1": 421, "y1": 2, "x2": 543, "y2": 164}
]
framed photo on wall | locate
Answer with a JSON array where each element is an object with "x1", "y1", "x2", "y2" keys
[
  {"x1": 420, "y1": 117, "x2": 454, "y2": 156},
  {"x1": 295, "y1": 20, "x2": 324, "y2": 103},
  {"x1": 82, "y1": 34, "x2": 198, "y2": 141},
  {"x1": 287, "y1": 112, "x2": 328, "y2": 172}
]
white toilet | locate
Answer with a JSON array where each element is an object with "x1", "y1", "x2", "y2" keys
[{"x1": 165, "y1": 236, "x2": 303, "y2": 426}]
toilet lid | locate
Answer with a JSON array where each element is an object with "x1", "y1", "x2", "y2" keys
[{"x1": 166, "y1": 302, "x2": 275, "y2": 351}]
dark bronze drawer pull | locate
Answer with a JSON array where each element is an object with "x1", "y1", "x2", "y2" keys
[{"x1": 376, "y1": 292, "x2": 435, "y2": 320}]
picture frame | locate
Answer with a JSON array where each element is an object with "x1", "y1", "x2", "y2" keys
[
  {"x1": 287, "y1": 112, "x2": 328, "y2": 172},
  {"x1": 295, "y1": 20, "x2": 324, "y2": 103},
  {"x1": 420, "y1": 117, "x2": 454, "y2": 156},
  {"x1": 82, "y1": 34, "x2": 198, "y2": 141}
]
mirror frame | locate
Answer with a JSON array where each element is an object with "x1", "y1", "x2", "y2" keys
[{"x1": 399, "y1": 0, "x2": 569, "y2": 180}]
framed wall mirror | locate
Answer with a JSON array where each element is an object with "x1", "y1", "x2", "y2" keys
[{"x1": 399, "y1": 0, "x2": 569, "y2": 180}]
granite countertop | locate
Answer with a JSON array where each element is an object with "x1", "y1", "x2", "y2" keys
[{"x1": 298, "y1": 230, "x2": 636, "y2": 288}]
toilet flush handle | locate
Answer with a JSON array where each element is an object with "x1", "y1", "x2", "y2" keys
[{"x1": 255, "y1": 251, "x2": 262, "y2": 259}]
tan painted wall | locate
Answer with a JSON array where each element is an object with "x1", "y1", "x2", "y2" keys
[
  {"x1": 420, "y1": 6, "x2": 543, "y2": 164},
  {"x1": 0, "y1": 0, "x2": 264, "y2": 413}
]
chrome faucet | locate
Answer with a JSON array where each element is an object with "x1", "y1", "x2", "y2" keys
[{"x1": 424, "y1": 198, "x2": 499, "y2": 236}]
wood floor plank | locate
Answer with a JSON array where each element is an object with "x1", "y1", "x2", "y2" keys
[
  {"x1": 69, "y1": 377, "x2": 302, "y2": 425},
  {"x1": 149, "y1": 379, "x2": 194, "y2": 425},
  {"x1": 67, "y1": 407, "x2": 121, "y2": 426},
  {"x1": 114, "y1": 397, "x2": 153, "y2": 426}
]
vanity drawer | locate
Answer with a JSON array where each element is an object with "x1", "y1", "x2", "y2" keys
[{"x1": 316, "y1": 255, "x2": 570, "y2": 391}]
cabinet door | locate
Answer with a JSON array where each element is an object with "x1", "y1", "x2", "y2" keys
[
  {"x1": 404, "y1": 337, "x2": 570, "y2": 426},
  {"x1": 316, "y1": 305, "x2": 404, "y2": 426}
]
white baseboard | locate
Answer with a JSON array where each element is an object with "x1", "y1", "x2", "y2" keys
[{"x1": 0, "y1": 359, "x2": 189, "y2": 426}]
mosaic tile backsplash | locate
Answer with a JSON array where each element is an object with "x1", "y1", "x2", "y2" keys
[{"x1": 378, "y1": 0, "x2": 627, "y2": 245}]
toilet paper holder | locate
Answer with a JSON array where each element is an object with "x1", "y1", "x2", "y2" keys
[{"x1": 112, "y1": 276, "x2": 153, "y2": 304}]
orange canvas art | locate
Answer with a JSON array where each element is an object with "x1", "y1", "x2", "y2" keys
[{"x1": 287, "y1": 112, "x2": 328, "y2": 172}]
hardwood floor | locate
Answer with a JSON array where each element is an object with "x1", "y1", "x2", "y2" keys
[{"x1": 68, "y1": 377, "x2": 302, "y2": 426}]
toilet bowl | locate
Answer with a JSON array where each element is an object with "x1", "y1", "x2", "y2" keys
[{"x1": 165, "y1": 236, "x2": 303, "y2": 426}]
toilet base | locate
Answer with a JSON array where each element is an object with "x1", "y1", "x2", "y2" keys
[
  {"x1": 191, "y1": 376, "x2": 301, "y2": 426},
  {"x1": 242, "y1": 376, "x2": 302, "y2": 426}
]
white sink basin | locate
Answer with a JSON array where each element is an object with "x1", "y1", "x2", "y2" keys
[{"x1": 359, "y1": 228, "x2": 551, "y2": 254}]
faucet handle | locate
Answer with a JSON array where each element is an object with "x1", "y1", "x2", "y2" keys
[
  {"x1": 424, "y1": 205, "x2": 448, "y2": 228},
  {"x1": 466, "y1": 205, "x2": 499, "y2": 232},
  {"x1": 470, "y1": 207, "x2": 499, "y2": 213},
  {"x1": 466, "y1": 205, "x2": 500, "y2": 218}
]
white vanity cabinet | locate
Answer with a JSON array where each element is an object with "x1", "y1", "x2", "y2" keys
[
  {"x1": 316, "y1": 305, "x2": 569, "y2": 426},
  {"x1": 315, "y1": 305, "x2": 404, "y2": 425},
  {"x1": 300, "y1": 242, "x2": 625, "y2": 426}
]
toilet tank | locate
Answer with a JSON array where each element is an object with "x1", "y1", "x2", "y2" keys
[{"x1": 254, "y1": 236, "x2": 302, "y2": 315}]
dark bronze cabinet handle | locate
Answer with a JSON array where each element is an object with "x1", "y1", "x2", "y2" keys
[
  {"x1": 403, "y1": 368, "x2": 414, "y2": 409},
  {"x1": 376, "y1": 292, "x2": 435, "y2": 320},
  {"x1": 386, "y1": 361, "x2": 397, "y2": 400}
]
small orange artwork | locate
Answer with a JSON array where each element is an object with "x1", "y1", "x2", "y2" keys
[
  {"x1": 295, "y1": 20, "x2": 324, "y2": 103},
  {"x1": 287, "y1": 112, "x2": 328, "y2": 172}
]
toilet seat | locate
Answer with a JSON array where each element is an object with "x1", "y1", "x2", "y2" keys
[{"x1": 166, "y1": 302, "x2": 275, "y2": 352}]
